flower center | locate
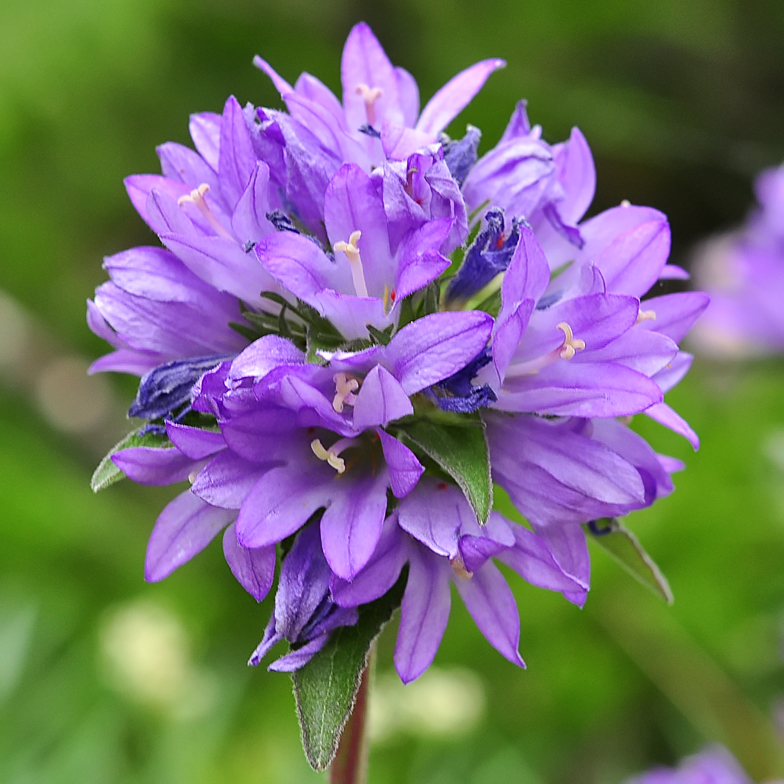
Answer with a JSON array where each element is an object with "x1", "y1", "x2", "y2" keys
[
  {"x1": 636, "y1": 309, "x2": 656, "y2": 324},
  {"x1": 355, "y1": 83, "x2": 384, "y2": 126},
  {"x1": 310, "y1": 437, "x2": 359, "y2": 475},
  {"x1": 333, "y1": 230, "x2": 370, "y2": 298},
  {"x1": 177, "y1": 183, "x2": 232, "y2": 239},
  {"x1": 504, "y1": 321, "x2": 586, "y2": 378},
  {"x1": 556, "y1": 322, "x2": 586, "y2": 359},
  {"x1": 332, "y1": 373, "x2": 359, "y2": 413}
]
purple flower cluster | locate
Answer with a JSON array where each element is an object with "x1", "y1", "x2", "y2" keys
[
  {"x1": 626, "y1": 745, "x2": 766, "y2": 784},
  {"x1": 88, "y1": 23, "x2": 707, "y2": 683},
  {"x1": 694, "y1": 162, "x2": 784, "y2": 355}
]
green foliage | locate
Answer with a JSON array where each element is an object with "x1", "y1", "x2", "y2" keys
[
  {"x1": 585, "y1": 518, "x2": 674, "y2": 604},
  {"x1": 292, "y1": 574, "x2": 406, "y2": 770},
  {"x1": 396, "y1": 413, "x2": 492, "y2": 523}
]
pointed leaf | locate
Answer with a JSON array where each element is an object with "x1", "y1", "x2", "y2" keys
[
  {"x1": 91, "y1": 428, "x2": 171, "y2": 492},
  {"x1": 396, "y1": 414, "x2": 492, "y2": 523},
  {"x1": 586, "y1": 518, "x2": 673, "y2": 603},
  {"x1": 292, "y1": 574, "x2": 406, "y2": 771}
]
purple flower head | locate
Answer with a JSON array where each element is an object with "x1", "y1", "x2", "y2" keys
[
  {"x1": 179, "y1": 311, "x2": 492, "y2": 582},
  {"x1": 255, "y1": 22, "x2": 505, "y2": 167},
  {"x1": 694, "y1": 161, "x2": 784, "y2": 355},
  {"x1": 88, "y1": 27, "x2": 708, "y2": 699},
  {"x1": 626, "y1": 745, "x2": 759, "y2": 784},
  {"x1": 331, "y1": 480, "x2": 586, "y2": 683}
]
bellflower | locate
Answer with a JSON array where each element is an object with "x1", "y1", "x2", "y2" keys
[
  {"x1": 694, "y1": 161, "x2": 784, "y2": 355},
  {"x1": 255, "y1": 22, "x2": 505, "y2": 168},
  {"x1": 331, "y1": 480, "x2": 586, "y2": 683}
]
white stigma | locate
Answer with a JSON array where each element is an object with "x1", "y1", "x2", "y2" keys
[
  {"x1": 620, "y1": 199, "x2": 631, "y2": 208},
  {"x1": 355, "y1": 83, "x2": 384, "y2": 126},
  {"x1": 557, "y1": 322, "x2": 586, "y2": 360},
  {"x1": 177, "y1": 183, "x2": 232, "y2": 239},
  {"x1": 310, "y1": 437, "x2": 358, "y2": 475},
  {"x1": 636, "y1": 309, "x2": 657, "y2": 324},
  {"x1": 333, "y1": 230, "x2": 369, "y2": 298},
  {"x1": 332, "y1": 373, "x2": 359, "y2": 413}
]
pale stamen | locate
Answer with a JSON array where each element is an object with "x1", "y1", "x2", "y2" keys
[
  {"x1": 504, "y1": 321, "x2": 586, "y2": 378},
  {"x1": 636, "y1": 309, "x2": 656, "y2": 324},
  {"x1": 177, "y1": 183, "x2": 232, "y2": 239},
  {"x1": 557, "y1": 322, "x2": 586, "y2": 360},
  {"x1": 310, "y1": 437, "x2": 358, "y2": 475},
  {"x1": 450, "y1": 555, "x2": 473, "y2": 581},
  {"x1": 332, "y1": 373, "x2": 359, "y2": 413},
  {"x1": 333, "y1": 230, "x2": 369, "y2": 298},
  {"x1": 355, "y1": 83, "x2": 384, "y2": 126}
]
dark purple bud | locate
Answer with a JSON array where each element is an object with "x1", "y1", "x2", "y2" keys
[
  {"x1": 446, "y1": 208, "x2": 525, "y2": 302},
  {"x1": 129, "y1": 355, "x2": 230, "y2": 421},
  {"x1": 266, "y1": 210, "x2": 300, "y2": 234},
  {"x1": 425, "y1": 347, "x2": 497, "y2": 413}
]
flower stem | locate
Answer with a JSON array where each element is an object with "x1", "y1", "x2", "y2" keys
[{"x1": 329, "y1": 648, "x2": 374, "y2": 784}]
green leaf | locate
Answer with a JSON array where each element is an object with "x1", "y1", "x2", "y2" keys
[
  {"x1": 90, "y1": 428, "x2": 171, "y2": 492},
  {"x1": 396, "y1": 414, "x2": 492, "y2": 523},
  {"x1": 292, "y1": 574, "x2": 406, "y2": 771},
  {"x1": 586, "y1": 518, "x2": 674, "y2": 604},
  {"x1": 366, "y1": 323, "x2": 394, "y2": 346}
]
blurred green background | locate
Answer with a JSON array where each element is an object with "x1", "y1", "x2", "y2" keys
[{"x1": 1, "y1": 0, "x2": 784, "y2": 781}]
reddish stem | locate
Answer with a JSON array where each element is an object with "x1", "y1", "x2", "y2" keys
[{"x1": 329, "y1": 659, "x2": 372, "y2": 784}]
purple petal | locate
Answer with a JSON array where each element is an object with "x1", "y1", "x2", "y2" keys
[
  {"x1": 496, "y1": 522, "x2": 588, "y2": 594},
  {"x1": 386, "y1": 311, "x2": 493, "y2": 395},
  {"x1": 230, "y1": 162, "x2": 275, "y2": 244},
  {"x1": 268, "y1": 634, "x2": 331, "y2": 672},
  {"x1": 554, "y1": 126, "x2": 596, "y2": 225},
  {"x1": 586, "y1": 328, "x2": 679, "y2": 376},
  {"x1": 497, "y1": 360, "x2": 664, "y2": 418},
  {"x1": 145, "y1": 490, "x2": 235, "y2": 581},
  {"x1": 396, "y1": 479, "x2": 468, "y2": 559},
  {"x1": 189, "y1": 112, "x2": 222, "y2": 170},
  {"x1": 229, "y1": 335, "x2": 305, "y2": 382},
  {"x1": 453, "y1": 561, "x2": 524, "y2": 667},
  {"x1": 219, "y1": 408, "x2": 301, "y2": 463},
  {"x1": 324, "y1": 164, "x2": 395, "y2": 298},
  {"x1": 111, "y1": 447, "x2": 198, "y2": 486},
  {"x1": 253, "y1": 55, "x2": 294, "y2": 96},
  {"x1": 331, "y1": 514, "x2": 408, "y2": 607},
  {"x1": 222, "y1": 523, "x2": 276, "y2": 601},
  {"x1": 352, "y1": 365, "x2": 413, "y2": 430},
  {"x1": 394, "y1": 545, "x2": 451, "y2": 683},
  {"x1": 592, "y1": 218, "x2": 671, "y2": 298},
  {"x1": 218, "y1": 97, "x2": 257, "y2": 211},
  {"x1": 341, "y1": 23, "x2": 401, "y2": 133},
  {"x1": 532, "y1": 523, "x2": 590, "y2": 591},
  {"x1": 255, "y1": 231, "x2": 348, "y2": 303},
  {"x1": 248, "y1": 615, "x2": 283, "y2": 667},
  {"x1": 191, "y1": 450, "x2": 270, "y2": 509},
  {"x1": 394, "y1": 220, "x2": 453, "y2": 300},
  {"x1": 124, "y1": 176, "x2": 190, "y2": 232},
  {"x1": 235, "y1": 464, "x2": 333, "y2": 548},
  {"x1": 637, "y1": 292, "x2": 710, "y2": 343},
  {"x1": 395, "y1": 66, "x2": 420, "y2": 127},
  {"x1": 275, "y1": 522, "x2": 331, "y2": 639},
  {"x1": 416, "y1": 59, "x2": 506, "y2": 136},
  {"x1": 160, "y1": 232, "x2": 274, "y2": 306},
  {"x1": 646, "y1": 402, "x2": 700, "y2": 450},
  {"x1": 377, "y1": 429, "x2": 424, "y2": 498},
  {"x1": 295, "y1": 73, "x2": 345, "y2": 123},
  {"x1": 157, "y1": 141, "x2": 219, "y2": 191},
  {"x1": 165, "y1": 422, "x2": 226, "y2": 460},
  {"x1": 320, "y1": 468, "x2": 390, "y2": 580}
]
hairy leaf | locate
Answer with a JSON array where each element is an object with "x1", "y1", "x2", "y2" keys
[
  {"x1": 90, "y1": 428, "x2": 171, "y2": 492},
  {"x1": 292, "y1": 574, "x2": 406, "y2": 770}
]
